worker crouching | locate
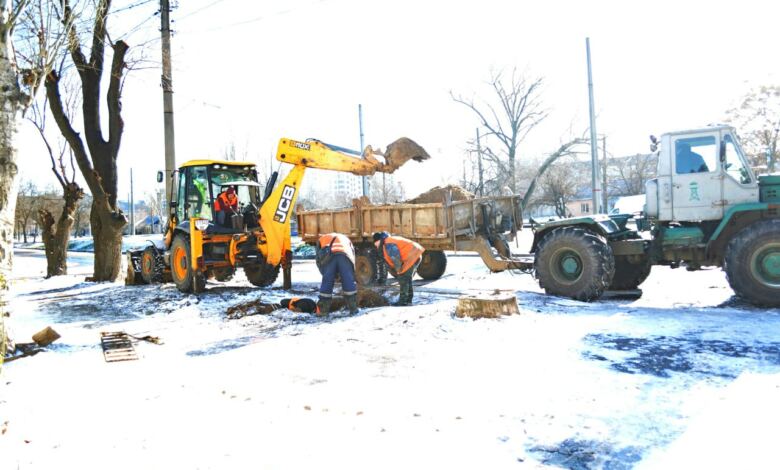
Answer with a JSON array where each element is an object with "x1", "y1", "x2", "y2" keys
[
  {"x1": 373, "y1": 231, "x2": 424, "y2": 306},
  {"x1": 316, "y1": 233, "x2": 358, "y2": 315}
]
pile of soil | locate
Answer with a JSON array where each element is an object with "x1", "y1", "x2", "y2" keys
[
  {"x1": 331, "y1": 288, "x2": 390, "y2": 309},
  {"x1": 226, "y1": 299, "x2": 277, "y2": 319},
  {"x1": 382, "y1": 137, "x2": 430, "y2": 172},
  {"x1": 405, "y1": 185, "x2": 474, "y2": 204}
]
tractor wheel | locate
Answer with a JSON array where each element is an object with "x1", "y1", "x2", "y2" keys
[
  {"x1": 170, "y1": 235, "x2": 205, "y2": 293},
  {"x1": 609, "y1": 256, "x2": 652, "y2": 290},
  {"x1": 417, "y1": 250, "x2": 447, "y2": 280},
  {"x1": 724, "y1": 219, "x2": 780, "y2": 307},
  {"x1": 141, "y1": 246, "x2": 164, "y2": 284},
  {"x1": 212, "y1": 267, "x2": 235, "y2": 282},
  {"x1": 534, "y1": 226, "x2": 615, "y2": 301},
  {"x1": 244, "y1": 263, "x2": 280, "y2": 287},
  {"x1": 355, "y1": 246, "x2": 380, "y2": 285}
]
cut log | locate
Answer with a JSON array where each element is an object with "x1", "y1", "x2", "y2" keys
[
  {"x1": 32, "y1": 326, "x2": 61, "y2": 347},
  {"x1": 455, "y1": 295, "x2": 519, "y2": 319}
]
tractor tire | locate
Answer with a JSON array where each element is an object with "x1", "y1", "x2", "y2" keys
[
  {"x1": 244, "y1": 263, "x2": 280, "y2": 288},
  {"x1": 609, "y1": 256, "x2": 652, "y2": 290},
  {"x1": 534, "y1": 226, "x2": 615, "y2": 301},
  {"x1": 170, "y1": 235, "x2": 205, "y2": 293},
  {"x1": 724, "y1": 219, "x2": 780, "y2": 307},
  {"x1": 355, "y1": 246, "x2": 380, "y2": 285},
  {"x1": 417, "y1": 250, "x2": 447, "y2": 280},
  {"x1": 141, "y1": 246, "x2": 164, "y2": 284},
  {"x1": 212, "y1": 268, "x2": 235, "y2": 282}
]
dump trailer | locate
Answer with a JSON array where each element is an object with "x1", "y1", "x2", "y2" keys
[
  {"x1": 297, "y1": 194, "x2": 532, "y2": 284},
  {"x1": 126, "y1": 137, "x2": 429, "y2": 293}
]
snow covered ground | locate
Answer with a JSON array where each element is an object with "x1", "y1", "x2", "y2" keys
[{"x1": 1, "y1": 241, "x2": 779, "y2": 469}]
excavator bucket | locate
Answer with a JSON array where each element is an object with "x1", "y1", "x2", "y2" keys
[{"x1": 367, "y1": 137, "x2": 430, "y2": 173}]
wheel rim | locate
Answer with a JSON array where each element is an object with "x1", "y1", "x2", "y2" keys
[
  {"x1": 355, "y1": 257, "x2": 374, "y2": 285},
  {"x1": 172, "y1": 245, "x2": 188, "y2": 281},
  {"x1": 142, "y1": 252, "x2": 153, "y2": 276},
  {"x1": 750, "y1": 242, "x2": 780, "y2": 288},
  {"x1": 551, "y1": 248, "x2": 583, "y2": 284}
]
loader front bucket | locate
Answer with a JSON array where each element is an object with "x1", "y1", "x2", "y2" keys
[{"x1": 373, "y1": 137, "x2": 430, "y2": 173}]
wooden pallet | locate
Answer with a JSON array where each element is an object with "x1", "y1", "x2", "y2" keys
[{"x1": 100, "y1": 332, "x2": 138, "y2": 362}]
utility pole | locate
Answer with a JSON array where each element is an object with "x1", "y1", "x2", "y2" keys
[
  {"x1": 359, "y1": 104, "x2": 368, "y2": 198},
  {"x1": 130, "y1": 168, "x2": 135, "y2": 236},
  {"x1": 602, "y1": 135, "x2": 608, "y2": 212},
  {"x1": 476, "y1": 128, "x2": 484, "y2": 196},
  {"x1": 160, "y1": 0, "x2": 176, "y2": 203},
  {"x1": 586, "y1": 37, "x2": 602, "y2": 214}
]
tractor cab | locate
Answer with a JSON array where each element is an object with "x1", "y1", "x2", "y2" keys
[
  {"x1": 645, "y1": 125, "x2": 759, "y2": 222},
  {"x1": 173, "y1": 160, "x2": 262, "y2": 233}
]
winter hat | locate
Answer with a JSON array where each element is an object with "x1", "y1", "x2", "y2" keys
[{"x1": 372, "y1": 231, "x2": 389, "y2": 243}]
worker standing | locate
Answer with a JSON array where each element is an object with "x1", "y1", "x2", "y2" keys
[
  {"x1": 373, "y1": 231, "x2": 424, "y2": 306},
  {"x1": 316, "y1": 232, "x2": 358, "y2": 315}
]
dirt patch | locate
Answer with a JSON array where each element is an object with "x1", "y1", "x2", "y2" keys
[
  {"x1": 405, "y1": 185, "x2": 474, "y2": 204},
  {"x1": 331, "y1": 288, "x2": 390, "y2": 310},
  {"x1": 530, "y1": 438, "x2": 643, "y2": 469},
  {"x1": 583, "y1": 333, "x2": 780, "y2": 378},
  {"x1": 226, "y1": 299, "x2": 277, "y2": 319}
]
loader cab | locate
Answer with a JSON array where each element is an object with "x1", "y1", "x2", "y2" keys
[
  {"x1": 175, "y1": 160, "x2": 261, "y2": 232},
  {"x1": 646, "y1": 126, "x2": 758, "y2": 222}
]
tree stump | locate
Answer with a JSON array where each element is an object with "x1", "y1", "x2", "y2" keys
[
  {"x1": 455, "y1": 294, "x2": 519, "y2": 319},
  {"x1": 32, "y1": 326, "x2": 60, "y2": 347}
]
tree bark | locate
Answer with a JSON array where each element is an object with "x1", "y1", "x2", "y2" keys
[
  {"x1": 0, "y1": 22, "x2": 21, "y2": 277},
  {"x1": 37, "y1": 183, "x2": 83, "y2": 277}
]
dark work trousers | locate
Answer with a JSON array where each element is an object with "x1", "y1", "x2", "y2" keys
[
  {"x1": 319, "y1": 253, "x2": 357, "y2": 297},
  {"x1": 394, "y1": 257, "x2": 422, "y2": 305}
]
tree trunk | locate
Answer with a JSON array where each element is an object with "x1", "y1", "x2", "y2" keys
[
  {"x1": 38, "y1": 183, "x2": 83, "y2": 277},
  {"x1": 0, "y1": 24, "x2": 21, "y2": 277},
  {"x1": 90, "y1": 197, "x2": 124, "y2": 281}
]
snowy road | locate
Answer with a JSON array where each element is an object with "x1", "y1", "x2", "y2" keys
[{"x1": 1, "y1": 248, "x2": 779, "y2": 469}]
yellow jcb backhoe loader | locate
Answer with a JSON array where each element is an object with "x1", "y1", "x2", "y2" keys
[{"x1": 126, "y1": 137, "x2": 428, "y2": 293}]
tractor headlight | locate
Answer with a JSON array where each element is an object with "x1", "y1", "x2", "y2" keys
[{"x1": 194, "y1": 218, "x2": 210, "y2": 231}]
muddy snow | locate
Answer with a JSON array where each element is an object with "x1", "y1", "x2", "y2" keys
[{"x1": 1, "y1": 241, "x2": 779, "y2": 469}]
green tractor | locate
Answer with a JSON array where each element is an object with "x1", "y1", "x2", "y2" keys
[{"x1": 532, "y1": 125, "x2": 780, "y2": 307}]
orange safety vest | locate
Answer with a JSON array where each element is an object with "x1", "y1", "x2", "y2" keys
[
  {"x1": 381, "y1": 235, "x2": 424, "y2": 275},
  {"x1": 318, "y1": 233, "x2": 355, "y2": 266},
  {"x1": 215, "y1": 192, "x2": 238, "y2": 212}
]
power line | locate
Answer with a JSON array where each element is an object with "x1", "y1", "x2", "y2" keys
[{"x1": 176, "y1": 0, "x2": 228, "y2": 21}]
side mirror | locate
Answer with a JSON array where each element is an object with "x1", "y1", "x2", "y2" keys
[
  {"x1": 157, "y1": 171, "x2": 164, "y2": 183},
  {"x1": 649, "y1": 135, "x2": 658, "y2": 152}
]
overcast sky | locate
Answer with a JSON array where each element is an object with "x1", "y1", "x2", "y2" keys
[{"x1": 16, "y1": 0, "x2": 780, "y2": 200}]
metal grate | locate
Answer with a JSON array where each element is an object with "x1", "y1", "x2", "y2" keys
[{"x1": 100, "y1": 332, "x2": 138, "y2": 362}]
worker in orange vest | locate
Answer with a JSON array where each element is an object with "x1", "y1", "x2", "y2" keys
[
  {"x1": 214, "y1": 186, "x2": 239, "y2": 227},
  {"x1": 373, "y1": 231, "x2": 424, "y2": 306},
  {"x1": 316, "y1": 232, "x2": 358, "y2": 315}
]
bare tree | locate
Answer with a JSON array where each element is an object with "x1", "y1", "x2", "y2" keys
[
  {"x1": 451, "y1": 68, "x2": 548, "y2": 195},
  {"x1": 726, "y1": 85, "x2": 780, "y2": 173},
  {"x1": 520, "y1": 138, "x2": 586, "y2": 211},
  {"x1": 533, "y1": 154, "x2": 585, "y2": 218},
  {"x1": 45, "y1": 0, "x2": 130, "y2": 281},
  {"x1": 14, "y1": 179, "x2": 38, "y2": 243},
  {"x1": 28, "y1": 95, "x2": 83, "y2": 277},
  {"x1": 370, "y1": 173, "x2": 406, "y2": 204},
  {"x1": 72, "y1": 192, "x2": 91, "y2": 236},
  {"x1": 0, "y1": 0, "x2": 67, "y2": 275},
  {"x1": 607, "y1": 153, "x2": 657, "y2": 197}
]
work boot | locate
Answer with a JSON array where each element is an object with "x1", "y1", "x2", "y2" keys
[
  {"x1": 345, "y1": 294, "x2": 359, "y2": 315},
  {"x1": 317, "y1": 297, "x2": 332, "y2": 316}
]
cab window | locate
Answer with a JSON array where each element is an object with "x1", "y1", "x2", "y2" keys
[
  {"x1": 675, "y1": 136, "x2": 717, "y2": 174},
  {"x1": 186, "y1": 166, "x2": 212, "y2": 220},
  {"x1": 723, "y1": 134, "x2": 752, "y2": 184}
]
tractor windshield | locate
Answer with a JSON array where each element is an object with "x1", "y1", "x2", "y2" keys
[{"x1": 209, "y1": 165, "x2": 260, "y2": 223}]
